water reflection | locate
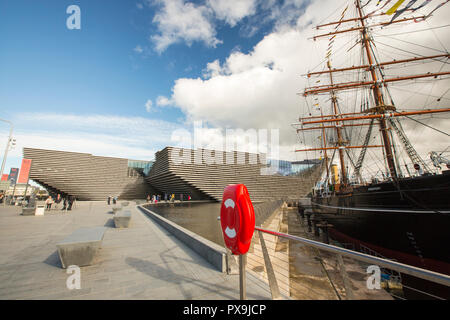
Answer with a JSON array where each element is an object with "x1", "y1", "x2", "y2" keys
[{"x1": 145, "y1": 202, "x2": 224, "y2": 246}]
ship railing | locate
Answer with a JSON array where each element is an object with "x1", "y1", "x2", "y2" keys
[{"x1": 249, "y1": 222, "x2": 450, "y2": 300}]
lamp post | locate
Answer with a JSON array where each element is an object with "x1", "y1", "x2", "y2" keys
[{"x1": 0, "y1": 118, "x2": 14, "y2": 181}]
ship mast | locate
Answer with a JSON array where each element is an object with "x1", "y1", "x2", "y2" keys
[
  {"x1": 297, "y1": 0, "x2": 450, "y2": 186},
  {"x1": 328, "y1": 59, "x2": 348, "y2": 184},
  {"x1": 355, "y1": 0, "x2": 397, "y2": 179},
  {"x1": 319, "y1": 104, "x2": 330, "y2": 180}
]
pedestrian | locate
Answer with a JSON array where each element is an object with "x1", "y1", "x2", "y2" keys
[
  {"x1": 61, "y1": 197, "x2": 67, "y2": 211},
  {"x1": 107, "y1": 196, "x2": 111, "y2": 205},
  {"x1": 147, "y1": 194, "x2": 151, "y2": 203},
  {"x1": 45, "y1": 196, "x2": 53, "y2": 211},
  {"x1": 54, "y1": 194, "x2": 61, "y2": 210},
  {"x1": 113, "y1": 196, "x2": 117, "y2": 205},
  {"x1": 67, "y1": 196, "x2": 73, "y2": 211}
]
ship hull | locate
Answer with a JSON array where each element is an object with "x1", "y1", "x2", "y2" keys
[{"x1": 311, "y1": 172, "x2": 450, "y2": 298}]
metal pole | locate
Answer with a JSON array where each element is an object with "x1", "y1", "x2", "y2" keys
[
  {"x1": 258, "y1": 230, "x2": 281, "y2": 299},
  {"x1": 239, "y1": 254, "x2": 247, "y2": 300},
  {"x1": 0, "y1": 119, "x2": 13, "y2": 180},
  {"x1": 10, "y1": 183, "x2": 17, "y2": 205}
]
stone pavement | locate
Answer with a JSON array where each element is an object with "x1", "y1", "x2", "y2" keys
[{"x1": 0, "y1": 201, "x2": 273, "y2": 300}]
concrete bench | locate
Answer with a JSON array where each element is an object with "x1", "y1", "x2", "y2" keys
[
  {"x1": 56, "y1": 227, "x2": 107, "y2": 268},
  {"x1": 21, "y1": 207, "x2": 36, "y2": 216},
  {"x1": 114, "y1": 210, "x2": 131, "y2": 228},
  {"x1": 112, "y1": 207, "x2": 122, "y2": 214}
]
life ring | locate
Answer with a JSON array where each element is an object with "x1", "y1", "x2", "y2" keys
[{"x1": 220, "y1": 184, "x2": 255, "y2": 255}]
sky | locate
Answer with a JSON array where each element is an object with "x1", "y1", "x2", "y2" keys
[{"x1": 1, "y1": 0, "x2": 449, "y2": 179}]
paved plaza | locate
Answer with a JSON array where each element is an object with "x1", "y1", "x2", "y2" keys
[{"x1": 0, "y1": 201, "x2": 273, "y2": 300}]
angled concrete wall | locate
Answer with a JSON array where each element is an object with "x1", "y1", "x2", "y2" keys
[
  {"x1": 23, "y1": 146, "x2": 322, "y2": 202},
  {"x1": 146, "y1": 147, "x2": 322, "y2": 202},
  {"x1": 23, "y1": 148, "x2": 155, "y2": 201}
]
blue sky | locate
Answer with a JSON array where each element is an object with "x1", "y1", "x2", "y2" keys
[
  {"x1": 0, "y1": 0, "x2": 315, "y2": 175},
  {"x1": 0, "y1": 0, "x2": 272, "y2": 120},
  {"x1": 1, "y1": 0, "x2": 449, "y2": 177}
]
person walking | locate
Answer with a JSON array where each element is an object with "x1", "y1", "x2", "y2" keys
[{"x1": 107, "y1": 196, "x2": 111, "y2": 205}]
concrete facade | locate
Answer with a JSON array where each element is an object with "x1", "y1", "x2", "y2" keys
[
  {"x1": 146, "y1": 147, "x2": 323, "y2": 202},
  {"x1": 23, "y1": 146, "x2": 323, "y2": 202},
  {"x1": 23, "y1": 148, "x2": 154, "y2": 201}
]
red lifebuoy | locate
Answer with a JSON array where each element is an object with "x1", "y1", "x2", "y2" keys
[{"x1": 220, "y1": 184, "x2": 255, "y2": 255}]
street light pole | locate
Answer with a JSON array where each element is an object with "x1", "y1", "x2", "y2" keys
[{"x1": 0, "y1": 118, "x2": 14, "y2": 180}]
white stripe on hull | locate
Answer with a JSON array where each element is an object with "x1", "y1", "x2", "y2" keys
[{"x1": 312, "y1": 201, "x2": 450, "y2": 214}]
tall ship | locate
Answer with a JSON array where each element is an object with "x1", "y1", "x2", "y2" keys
[{"x1": 295, "y1": 0, "x2": 450, "y2": 298}]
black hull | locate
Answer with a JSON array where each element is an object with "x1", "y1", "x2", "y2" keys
[{"x1": 311, "y1": 172, "x2": 450, "y2": 298}]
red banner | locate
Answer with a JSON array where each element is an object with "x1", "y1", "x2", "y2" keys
[
  {"x1": 17, "y1": 159, "x2": 32, "y2": 184},
  {"x1": 1, "y1": 174, "x2": 8, "y2": 181}
]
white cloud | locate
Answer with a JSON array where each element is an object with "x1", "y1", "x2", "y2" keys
[
  {"x1": 170, "y1": 26, "x2": 311, "y2": 144},
  {"x1": 151, "y1": 0, "x2": 222, "y2": 53},
  {"x1": 145, "y1": 99, "x2": 153, "y2": 112},
  {"x1": 202, "y1": 59, "x2": 222, "y2": 78},
  {"x1": 161, "y1": 0, "x2": 450, "y2": 165},
  {"x1": 156, "y1": 95, "x2": 174, "y2": 106},
  {"x1": 207, "y1": 0, "x2": 257, "y2": 27},
  {"x1": 266, "y1": 0, "x2": 309, "y2": 30},
  {"x1": 148, "y1": 0, "x2": 312, "y2": 52}
]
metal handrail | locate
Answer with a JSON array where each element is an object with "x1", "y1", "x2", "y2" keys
[{"x1": 254, "y1": 226, "x2": 450, "y2": 288}]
